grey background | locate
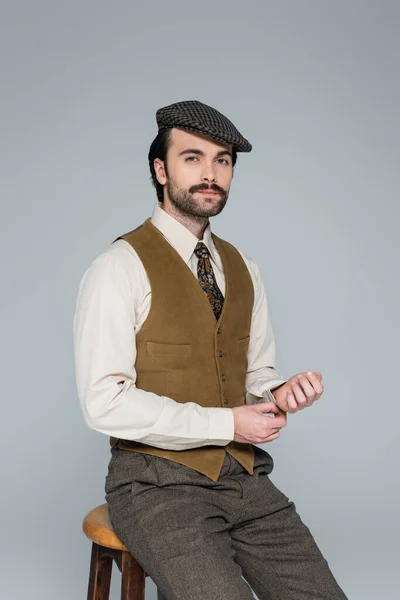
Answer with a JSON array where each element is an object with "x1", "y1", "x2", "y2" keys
[{"x1": 1, "y1": 1, "x2": 399, "y2": 598}]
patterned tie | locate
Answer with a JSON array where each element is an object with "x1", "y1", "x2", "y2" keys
[{"x1": 194, "y1": 242, "x2": 224, "y2": 320}]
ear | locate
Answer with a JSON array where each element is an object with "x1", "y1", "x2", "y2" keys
[{"x1": 154, "y1": 158, "x2": 167, "y2": 185}]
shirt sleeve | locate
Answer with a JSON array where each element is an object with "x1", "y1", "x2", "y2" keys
[
  {"x1": 239, "y1": 253, "x2": 287, "y2": 404},
  {"x1": 73, "y1": 247, "x2": 234, "y2": 450}
]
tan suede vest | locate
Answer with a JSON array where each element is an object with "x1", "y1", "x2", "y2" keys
[{"x1": 110, "y1": 218, "x2": 255, "y2": 481}]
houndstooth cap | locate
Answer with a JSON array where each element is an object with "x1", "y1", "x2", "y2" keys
[{"x1": 156, "y1": 100, "x2": 252, "y2": 152}]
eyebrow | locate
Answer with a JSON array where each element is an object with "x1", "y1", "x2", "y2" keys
[{"x1": 178, "y1": 148, "x2": 232, "y2": 158}]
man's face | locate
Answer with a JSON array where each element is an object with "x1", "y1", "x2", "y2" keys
[{"x1": 156, "y1": 128, "x2": 234, "y2": 218}]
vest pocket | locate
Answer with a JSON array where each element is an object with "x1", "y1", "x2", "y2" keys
[
  {"x1": 237, "y1": 335, "x2": 250, "y2": 372},
  {"x1": 237, "y1": 335, "x2": 250, "y2": 350},
  {"x1": 146, "y1": 341, "x2": 192, "y2": 359}
]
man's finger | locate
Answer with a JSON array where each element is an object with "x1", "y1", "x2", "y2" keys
[
  {"x1": 306, "y1": 370, "x2": 323, "y2": 382},
  {"x1": 254, "y1": 401, "x2": 280, "y2": 414},
  {"x1": 287, "y1": 391, "x2": 297, "y2": 411},
  {"x1": 305, "y1": 371, "x2": 323, "y2": 394},
  {"x1": 292, "y1": 383, "x2": 307, "y2": 406},
  {"x1": 266, "y1": 414, "x2": 286, "y2": 429},
  {"x1": 298, "y1": 374, "x2": 316, "y2": 398}
]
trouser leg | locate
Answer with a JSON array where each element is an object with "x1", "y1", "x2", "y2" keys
[
  {"x1": 231, "y1": 446, "x2": 349, "y2": 600},
  {"x1": 105, "y1": 448, "x2": 255, "y2": 600}
]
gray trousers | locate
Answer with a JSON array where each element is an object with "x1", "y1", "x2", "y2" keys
[{"x1": 105, "y1": 445, "x2": 348, "y2": 600}]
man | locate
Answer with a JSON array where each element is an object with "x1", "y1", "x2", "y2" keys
[{"x1": 74, "y1": 100, "x2": 348, "y2": 599}]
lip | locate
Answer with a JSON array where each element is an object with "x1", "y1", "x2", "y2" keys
[{"x1": 196, "y1": 190, "x2": 220, "y2": 195}]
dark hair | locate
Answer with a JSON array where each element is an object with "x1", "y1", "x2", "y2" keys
[
  {"x1": 148, "y1": 129, "x2": 172, "y2": 203},
  {"x1": 148, "y1": 128, "x2": 238, "y2": 203}
]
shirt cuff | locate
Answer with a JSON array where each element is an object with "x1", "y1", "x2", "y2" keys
[
  {"x1": 263, "y1": 381, "x2": 287, "y2": 403},
  {"x1": 207, "y1": 407, "x2": 235, "y2": 445},
  {"x1": 262, "y1": 387, "x2": 277, "y2": 403}
]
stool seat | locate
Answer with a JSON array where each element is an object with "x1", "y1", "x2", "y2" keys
[
  {"x1": 82, "y1": 503, "x2": 168, "y2": 599},
  {"x1": 82, "y1": 503, "x2": 128, "y2": 551}
]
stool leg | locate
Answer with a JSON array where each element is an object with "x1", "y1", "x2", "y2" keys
[
  {"x1": 120, "y1": 551, "x2": 146, "y2": 600},
  {"x1": 87, "y1": 543, "x2": 113, "y2": 600}
]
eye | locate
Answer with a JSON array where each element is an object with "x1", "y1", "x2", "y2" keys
[
  {"x1": 217, "y1": 158, "x2": 230, "y2": 165},
  {"x1": 185, "y1": 156, "x2": 198, "y2": 162}
]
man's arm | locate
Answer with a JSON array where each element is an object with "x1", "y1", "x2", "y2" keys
[
  {"x1": 73, "y1": 246, "x2": 234, "y2": 450},
  {"x1": 238, "y1": 253, "x2": 287, "y2": 405},
  {"x1": 240, "y1": 253, "x2": 324, "y2": 414}
]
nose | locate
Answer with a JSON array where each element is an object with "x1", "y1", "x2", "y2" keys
[{"x1": 200, "y1": 161, "x2": 217, "y2": 183}]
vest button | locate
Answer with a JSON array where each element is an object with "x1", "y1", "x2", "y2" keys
[
  {"x1": 221, "y1": 374, "x2": 226, "y2": 381},
  {"x1": 217, "y1": 327, "x2": 222, "y2": 334},
  {"x1": 218, "y1": 350, "x2": 223, "y2": 357},
  {"x1": 223, "y1": 397, "x2": 229, "y2": 405}
]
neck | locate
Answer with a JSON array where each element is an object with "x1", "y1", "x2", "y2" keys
[{"x1": 160, "y1": 201, "x2": 209, "y2": 240}]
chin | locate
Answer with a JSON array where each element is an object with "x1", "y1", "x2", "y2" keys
[{"x1": 196, "y1": 206, "x2": 225, "y2": 218}]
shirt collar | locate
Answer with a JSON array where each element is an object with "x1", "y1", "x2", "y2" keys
[{"x1": 150, "y1": 202, "x2": 219, "y2": 266}]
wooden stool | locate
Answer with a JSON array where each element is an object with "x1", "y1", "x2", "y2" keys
[{"x1": 82, "y1": 503, "x2": 166, "y2": 600}]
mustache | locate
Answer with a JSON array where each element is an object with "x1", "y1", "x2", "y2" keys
[{"x1": 189, "y1": 183, "x2": 226, "y2": 195}]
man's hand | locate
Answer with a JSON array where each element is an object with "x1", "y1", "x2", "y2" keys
[
  {"x1": 272, "y1": 371, "x2": 324, "y2": 414},
  {"x1": 232, "y1": 402, "x2": 287, "y2": 444}
]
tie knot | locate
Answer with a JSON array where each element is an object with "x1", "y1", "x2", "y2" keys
[{"x1": 194, "y1": 242, "x2": 210, "y2": 259}]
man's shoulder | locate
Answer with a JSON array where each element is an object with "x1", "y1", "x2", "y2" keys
[
  {"x1": 79, "y1": 238, "x2": 143, "y2": 289},
  {"x1": 237, "y1": 248, "x2": 261, "y2": 287},
  {"x1": 93, "y1": 237, "x2": 141, "y2": 265},
  {"x1": 112, "y1": 221, "x2": 147, "y2": 245}
]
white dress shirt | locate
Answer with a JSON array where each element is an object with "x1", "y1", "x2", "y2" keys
[{"x1": 73, "y1": 203, "x2": 286, "y2": 451}]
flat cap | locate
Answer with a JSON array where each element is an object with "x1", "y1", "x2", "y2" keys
[{"x1": 156, "y1": 100, "x2": 252, "y2": 152}]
